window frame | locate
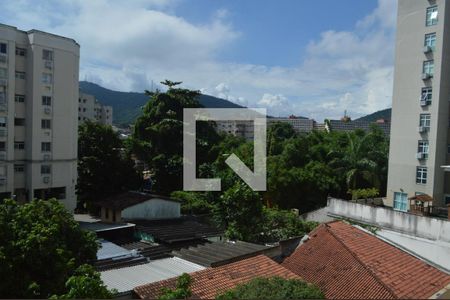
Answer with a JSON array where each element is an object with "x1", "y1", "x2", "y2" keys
[
  {"x1": 421, "y1": 87, "x2": 432, "y2": 103},
  {"x1": 41, "y1": 165, "x2": 51, "y2": 175},
  {"x1": 424, "y1": 33, "x2": 437, "y2": 49},
  {"x1": 42, "y1": 49, "x2": 53, "y2": 61},
  {"x1": 418, "y1": 140, "x2": 429, "y2": 158},
  {"x1": 15, "y1": 47, "x2": 26, "y2": 57},
  {"x1": 14, "y1": 164, "x2": 25, "y2": 173},
  {"x1": 0, "y1": 43, "x2": 7, "y2": 54},
  {"x1": 14, "y1": 118, "x2": 25, "y2": 126},
  {"x1": 15, "y1": 94, "x2": 25, "y2": 103},
  {"x1": 426, "y1": 6, "x2": 438, "y2": 26},
  {"x1": 15, "y1": 71, "x2": 25, "y2": 80},
  {"x1": 41, "y1": 119, "x2": 51, "y2": 130},
  {"x1": 41, "y1": 73, "x2": 52, "y2": 84},
  {"x1": 41, "y1": 142, "x2": 51, "y2": 152},
  {"x1": 423, "y1": 60, "x2": 435, "y2": 76},
  {"x1": 420, "y1": 114, "x2": 431, "y2": 128},
  {"x1": 416, "y1": 167, "x2": 428, "y2": 184},
  {"x1": 14, "y1": 141, "x2": 25, "y2": 150},
  {"x1": 42, "y1": 96, "x2": 51, "y2": 106}
]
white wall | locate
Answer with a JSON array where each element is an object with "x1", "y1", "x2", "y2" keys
[
  {"x1": 327, "y1": 198, "x2": 450, "y2": 243},
  {"x1": 122, "y1": 198, "x2": 180, "y2": 220}
]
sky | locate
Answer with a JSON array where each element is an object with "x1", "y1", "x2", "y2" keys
[{"x1": 0, "y1": 0, "x2": 397, "y2": 120}]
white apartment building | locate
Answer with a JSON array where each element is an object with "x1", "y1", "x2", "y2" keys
[
  {"x1": 387, "y1": 0, "x2": 450, "y2": 210},
  {"x1": 0, "y1": 24, "x2": 79, "y2": 212},
  {"x1": 78, "y1": 92, "x2": 113, "y2": 126}
]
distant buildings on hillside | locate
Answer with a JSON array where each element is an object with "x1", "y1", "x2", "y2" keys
[
  {"x1": 79, "y1": 92, "x2": 113, "y2": 125},
  {"x1": 215, "y1": 115, "x2": 390, "y2": 140}
]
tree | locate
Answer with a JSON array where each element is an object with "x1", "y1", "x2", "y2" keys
[
  {"x1": 131, "y1": 81, "x2": 220, "y2": 194},
  {"x1": 213, "y1": 182, "x2": 263, "y2": 241},
  {"x1": 77, "y1": 121, "x2": 140, "y2": 210},
  {"x1": 0, "y1": 199, "x2": 98, "y2": 298},
  {"x1": 216, "y1": 277, "x2": 324, "y2": 299},
  {"x1": 54, "y1": 264, "x2": 115, "y2": 299},
  {"x1": 158, "y1": 273, "x2": 192, "y2": 300}
]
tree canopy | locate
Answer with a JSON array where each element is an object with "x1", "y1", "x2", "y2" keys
[
  {"x1": 216, "y1": 277, "x2": 324, "y2": 299},
  {"x1": 0, "y1": 199, "x2": 102, "y2": 298},
  {"x1": 77, "y1": 121, "x2": 141, "y2": 210}
]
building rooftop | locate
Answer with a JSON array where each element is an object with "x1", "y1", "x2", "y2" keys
[
  {"x1": 327, "y1": 119, "x2": 391, "y2": 135},
  {"x1": 172, "y1": 240, "x2": 273, "y2": 267},
  {"x1": 94, "y1": 191, "x2": 180, "y2": 210},
  {"x1": 134, "y1": 255, "x2": 300, "y2": 299},
  {"x1": 101, "y1": 257, "x2": 205, "y2": 294},
  {"x1": 134, "y1": 217, "x2": 223, "y2": 244},
  {"x1": 75, "y1": 213, "x2": 135, "y2": 232},
  {"x1": 282, "y1": 221, "x2": 450, "y2": 299}
]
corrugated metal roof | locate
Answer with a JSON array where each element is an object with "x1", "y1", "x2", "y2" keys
[
  {"x1": 97, "y1": 240, "x2": 132, "y2": 260},
  {"x1": 100, "y1": 257, "x2": 205, "y2": 293}
]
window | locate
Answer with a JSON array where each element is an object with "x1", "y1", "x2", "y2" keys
[
  {"x1": 78, "y1": 107, "x2": 81, "y2": 112},
  {"x1": 426, "y1": 6, "x2": 438, "y2": 26},
  {"x1": 418, "y1": 140, "x2": 429, "y2": 158},
  {"x1": 41, "y1": 165, "x2": 51, "y2": 175},
  {"x1": 41, "y1": 119, "x2": 51, "y2": 129},
  {"x1": 0, "y1": 92, "x2": 5, "y2": 104},
  {"x1": 446, "y1": 195, "x2": 450, "y2": 205},
  {"x1": 421, "y1": 87, "x2": 432, "y2": 102},
  {"x1": 15, "y1": 94, "x2": 25, "y2": 103},
  {"x1": 41, "y1": 142, "x2": 51, "y2": 152},
  {"x1": 14, "y1": 164, "x2": 24, "y2": 173},
  {"x1": 424, "y1": 33, "x2": 436, "y2": 49},
  {"x1": 15, "y1": 71, "x2": 25, "y2": 80},
  {"x1": 41, "y1": 73, "x2": 52, "y2": 84},
  {"x1": 14, "y1": 118, "x2": 25, "y2": 126},
  {"x1": 420, "y1": 114, "x2": 431, "y2": 129},
  {"x1": 423, "y1": 60, "x2": 434, "y2": 76},
  {"x1": 416, "y1": 167, "x2": 427, "y2": 184},
  {"x1": 83, "y1": 108, "x2": 86, "y2": 112},
  {"x1": 83, "y1": 99, "x2": 87, "y2": 103},
  {"x1": 0, "y1": 117, "x2": 6, "y2": 127},
  {"x1": 0, "y1": 166, "x2": 5, "y2": 176},
  {"x1": 42, "y1": 49, "x2": 53, "y2": 61},
  {"x1": 0, "y1": 43, "x2": 6, "y2": 54},
  {"x1": 14, "y1": 142, "x2": 24, "y2": 150},
  {"x1": 42, "y1": 96, "x2": 51, "y2": 106},
  {"x1": 393, "y1": 192, "x2": 408, "y2": 212},
  {"x1": 15, "y1": 47, "x2": 26, "y2": 57},
  {"x1": 0, "y1": 68, "x2": 7, "y2": 78},
  {"x1": 0, "y1": 142, "x2": 5, "y2": 151}
]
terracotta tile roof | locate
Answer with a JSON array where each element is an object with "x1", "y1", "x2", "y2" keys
[
  {"x1": 134, "y1": 255, "x2": 300, "y2": 299},
  {"x1": 282, "y1": 221, "x2": 450, "y2": 299}
]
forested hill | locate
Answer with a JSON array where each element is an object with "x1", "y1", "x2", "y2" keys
[
  {"x1": 355, "y1": 108, "x2": 391, "y2": 122},
  {"x1": 79, "y1": 81, "x2": 243, "y2": 126}
]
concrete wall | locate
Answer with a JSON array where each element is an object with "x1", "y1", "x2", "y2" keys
[
  {"x1": 327, "y1": 198, "x2": 450, "y2": 243},
  {"x1": 122, "y1": 198, "x2": 180, "y2": 220}
]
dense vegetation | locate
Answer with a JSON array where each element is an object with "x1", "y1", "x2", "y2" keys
[
  {"x1": 216, "y1": 277, "x2": 324, "y2": 299},
  {"x1": 77, "y1": 121, "x2": 141, "y2": 211},
  {"x1": 0, "y1": 199, "x2": 113, "y2": 298}
]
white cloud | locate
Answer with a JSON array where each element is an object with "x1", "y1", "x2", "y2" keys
[{"x1": 0, "y1": 0, "x2": 398, "y2": 120}]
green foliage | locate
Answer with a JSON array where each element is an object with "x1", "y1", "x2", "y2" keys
[
  {"x1": 258, "y1": 208, "x2": 319, "y2": 243},
  {"x1": 0, "y1": 199, "x2": 98, "y2": 298},
  {"x1": 77, "y1": 121, "x2": 141, "y2": 210},
  {"x1": 213, "y1": 182, "x2": 263, "y2": 241},
  {"x1": 158, "y1": 273, "x2": 192, "y2": 300},
  {"x1": 216, "y1": 277, "x2": 324, "y2": 300},
  {"x1": 131, "y1": 81, "x2": 220, "y2": 194},
  {"x1": 53, "y1": 264, "x2": 116, "y2": 299},
  {"x1": 170, "y1": 191, "x2": 213, "y2": 215},
  {"x1": 348, "y1": 187, "x2": 379, "y2": 200}
]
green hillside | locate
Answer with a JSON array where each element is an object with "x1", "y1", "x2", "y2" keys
[
  {"x1": 355, "y1": 108, "x2": 391, "y2": 122},
  {"x1": 79, "y1": 81, "x2": 243, "y2": 126}
]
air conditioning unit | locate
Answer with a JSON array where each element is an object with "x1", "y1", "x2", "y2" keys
[
  {"x1": 0, "y1": 152, "x2": 6, "y2": 160},
  {"x1": 44, "y1": 60, "x2": 53, "y2": 69},
  {"x1": 44, "y1": 107, "x2": 51, "y2": 114},
  {"x1": 423, "y1": 46, "x2": 432, "y2": 54},
  {"x1": 422, "y1": 73, "x2": 432, "y2": 80},
  {"x1": 43, "y1": 154, "x2": 51, "y2": 161},
  {"x1": 418, "y1": 126, "x2": 427, "y2": 133},
  {"x1": 420, "y1": 100, "x2": 428, "y2": 106},
  {"x1": 0, "y1": 55, "x2": 6, "y2": 64},
  {"x1": 416, "y1": 152, "x2": 425, "y2": 160},
  {"x1": 0, "y1": 79, "x2": 7, "y2": 87},
  {"x1": 43, "y1": 176, "x2": 50, "y2": 184}
]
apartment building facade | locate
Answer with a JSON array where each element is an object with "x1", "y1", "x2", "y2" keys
[
  {"x1": 0, "y1": 24, "x2": 79, "y2": 212},
  {"x1": 387, "y1": 0, "x2": 450, "y2": 210},
  {"x1": 78, "y1": 92, "x2": 113, "y2": 126}
]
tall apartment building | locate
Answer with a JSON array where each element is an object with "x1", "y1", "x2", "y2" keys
[
  {"x1": 0, "y1": 24, "x2": 79, "y2": 212},
  {"x1": 387, "y1": 0, "x2": 450, "y2": 210},
  {"x1": 78, "y1": 92, "x2": 113, "y2": 126}
]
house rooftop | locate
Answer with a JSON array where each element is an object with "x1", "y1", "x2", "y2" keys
[
  {"x1": 134, "y1": 255, "x2": 300, "y2": 299},
  {"x1": 172, "y1": 240, "x2": 274, "y2": 267},
  {"x1": 134, "y1": 217, "x2": 223, "y2": 244},
  {"x1": 94, "y1": 191, "x2": 180, "y2": 210},
  {"x1": 282, "y1": 221, "x2": 450, "y2": 299},
  {"x1": 101, "y1": 257, "x2": 205, "y2": 294}
]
